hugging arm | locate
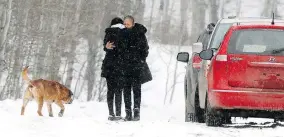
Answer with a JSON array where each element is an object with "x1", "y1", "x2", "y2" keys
[
  {"x1": 103, "y1": 33, "x2": 109, "y2": 51},
  {"x1": 140, "y1": 34, "x2": 149, "y2": 61}
]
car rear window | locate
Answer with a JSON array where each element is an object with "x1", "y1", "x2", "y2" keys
[
  {"x1": 209, "y1": 23, "x2": 233, "y2": 49},
  {"x1": 228, "y1": 29, "x2": 284, "y2": 55}
]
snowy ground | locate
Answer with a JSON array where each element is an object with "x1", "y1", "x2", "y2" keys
[
  {"x1": 1, "y1": 100, "x2": 284, "y2": 137},
  {"x1": 1, "y1": 44, "x2": 284, "y2": 137}
]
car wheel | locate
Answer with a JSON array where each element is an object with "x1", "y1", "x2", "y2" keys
[
  {"x1": 185, "y1": 77, "x2": 204, "y2": 123},
  {"x1": 194, "y1": 86, "x2": 205, "y2": 123},
  {"x1": 222, "y1": 113, "x2": 232, "y2": 124},
  {"x1": 184, "y1": 78, "x2": 191, "y2": 122},
  {"x1": 205, "y1": 96, "x2": 223, "y2": 127}
]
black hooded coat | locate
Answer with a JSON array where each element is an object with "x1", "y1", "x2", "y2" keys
[
  {"x1": 123, "y1": 23, "x2": 152, "y2": 84},
  {"x1": 101, "y1": 24, "x2": 126, "y2": 78}
]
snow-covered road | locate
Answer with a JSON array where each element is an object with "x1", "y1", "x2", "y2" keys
[{"x1": 1, "y1": 100, "x2": 284, "y2": 137}]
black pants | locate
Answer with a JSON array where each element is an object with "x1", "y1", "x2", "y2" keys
[
  {"x1": 123, "y1": 77, "x2": 141, "y2": 113},
  {"x1": 106, "y1": 77, "x2": 122, "y2": 116}
]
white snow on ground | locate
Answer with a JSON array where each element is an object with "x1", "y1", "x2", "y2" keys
[
  {"x1": 1, "y1": 1, "x2": 284, "y2": 136},
  {"x1": 1, "y1": 100, "x2": 284, "y2": 137},
  {"x1": 1, "y1": 44, "x2": 284, "y2": 137}
]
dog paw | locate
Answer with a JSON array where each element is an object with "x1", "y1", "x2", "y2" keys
[
  {"x1": 49, "y1": 114, "x2": 54, "y2": 117},
  {"x1": 58, "y1": 113, "x2": 63, "y2": 117},
  {"x1": 37, "y1": 111, "x2": 43, "y2": 116}
]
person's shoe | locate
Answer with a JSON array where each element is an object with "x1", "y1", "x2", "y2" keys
[
  {"x1": 124, "y1": 111, "x2": 132, "y2": 121},
  {"x1": 124, "y1": 115, "x2": 132, "y2": 121},
  {"x1": 115, "y1": 116, "x2": 123, "y2": 121},
  {"x1": 108, "y1": 115, "x2": 116, "y2": 121},
  {"x1": 133, "y1": 116, "x2": 140, "y2": 121},
  {"x1": 133, "y1": 108, "x2": 140, "y2": 121}
]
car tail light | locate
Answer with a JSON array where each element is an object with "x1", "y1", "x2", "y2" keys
[
  {"x1": 216, "y1": 55, "x2": 227, "y2": 61},
  {"x1": 193, "y1": 55, "x2": 202, "y2": 63},
  {"x1": 193, "y1": 55, "x2": 202, "y2": 69},
  {"x1": 210, "y1": 54, "x2": 229, "y2": 89}
]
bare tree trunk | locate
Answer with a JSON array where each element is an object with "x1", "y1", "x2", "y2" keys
[
  {"x1": 121, "y1": 0, "x2": 132, "y2": 15},
  {"x1": 262, "y1": 0, "x2": 278, "y2": 17},
  {"x1": 9, "y1": 0, "x2": 31, "y2": 100},
  {"x1": 15, "y1": 2, "x2": 30, "y2": 99},
  {"x1": 35, "y1": 0, "x2": 48, "y2": 78},
  {"x1": 163, "y1": 51, "x2": 173, "y2": 104},
  {"x1": 148, "y1": 0, "x2": 155, "y2": 39},
  {"x1": 190, "y1": 0, "x2": 206, "y2": 43},
  {"x1": 133, "y1": 0, "x2": 145, "y2": 24},
  {"x1": 236, "y1": 0, "x2": 241, "y2": 17},
  {"x1": 96, "y1": 76, "x2": 107, "y2": 101},
  {"x1": 0, "y1": 0, "x2": 12, "y2": 82},
  {"x1": 0, "y1": 0, "x2": 12, "y2": 50},
  {"x1": 169, "y1": 0, "x2": 189, "y2": 103},
  {"x1": 74, "y1": 61, "x2": 87, "y2": 98},
  {"x1": 86, "y1": 47, "x2": 96, "y2": 101},
  {"x1": 272, "y1": 0, "x2": 279, "y2": 18},
  {"x1": 48, "y1": 0, "x2": 67, "y2": 81},
  {"x1": 160, "y1": 0, "x2": 170, "y2": 44},
  {"x1": 220, "y1": 0, "x2": 225, "y2": 18},
  {"x1": 65, "y1": 0, "x2": 82, "y2": 88},
  {"x1": 160, "y1": 0, "x2": 164, "y2": 10},
  {"x1": 209, "y1": 0, "x2": 219, "y2": 23}
]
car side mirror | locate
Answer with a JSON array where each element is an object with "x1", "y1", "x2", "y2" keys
[
  {"x1": 199, "y1": 49, "x2": 214, "y2": 60},
  {"x1": 192, "y1": 42, "x2": 203, "y2": 53},
  {"x1": 177, "y1": 52, "x2": 189, "y2": 63}
]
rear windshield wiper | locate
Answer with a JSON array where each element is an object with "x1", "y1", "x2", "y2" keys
[{"x1": 272, "y1": 48, "x2": 284, "y2": 54}]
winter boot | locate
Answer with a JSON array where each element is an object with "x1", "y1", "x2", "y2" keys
[
  {"x1": 124, "y1": 110, "x2": 132, "y2": 121},
  {"x1": 133, "y1": 108, "x2": 140, "y2": 121},
  {"x1": 115, "y1": 108, "x2": 122, "y2": 120},
  {"x1": 108, "y1": 114, "x2": 116, "y2": 121},
  {"x1": 115, "y1": 113, "x2": 122, "y2": 120}
]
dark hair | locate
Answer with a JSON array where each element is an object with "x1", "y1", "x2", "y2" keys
[
  {"x1": 110, "y1": 17, "x2": 123, "y2": 26},
  {"x1": 207, "y1": 23, "x2": 215, "y2": 32},
  {"x1": 124, "y1": 15, "x2": 135, "y2": 23}
]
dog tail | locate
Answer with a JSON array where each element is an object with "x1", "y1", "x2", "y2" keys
[{"x1": 22, "y1": 66, "x2": 31, "y2": 83}]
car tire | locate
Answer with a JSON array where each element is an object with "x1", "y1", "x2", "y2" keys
[
  {"x1": 185, "y1": 77, "x2": 205, "y2": 123},
  {"x1": 205, "y1": 96, "x2": 223, "y2": 127},
  {"x1": 184, "y1": 78, "x2": 191, "y2": 122},
  {"x1": 194, "y1": 86, "x2": 205, "y2": 123},
  {"x1": 185, "y1": 77, "x2": 196, "y2": 122},
  {"x1": 222, "y1": 113, "x2": 232, "y2": 124}
]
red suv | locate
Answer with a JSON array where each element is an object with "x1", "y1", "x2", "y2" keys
[{"x1": 199, "y1": 21, "x2": 284, "y2": 126}]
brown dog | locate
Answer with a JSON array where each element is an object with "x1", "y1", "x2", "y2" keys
[{"x1": 21, "y1": 66, "x2": 73, "y2": 117}]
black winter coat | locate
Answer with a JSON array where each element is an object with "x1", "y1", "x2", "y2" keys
[
  {"x1": 101, "y1": 24, "x2": 126, "y2": 78},
  {"x1": 123, "y1": 23, "x2": 152, "y2": 84}
]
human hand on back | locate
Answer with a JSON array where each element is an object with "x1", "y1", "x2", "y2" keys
[{"x1": 106, "y1": 42, "x2": 115, "y2": 49}]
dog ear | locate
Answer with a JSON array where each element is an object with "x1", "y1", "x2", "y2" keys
[{"x1": 68, "y1": 90, "x2": 73, "y2": 97}]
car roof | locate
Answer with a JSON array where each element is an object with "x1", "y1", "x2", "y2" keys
[
  {"x1": 231, "y1": 25, "x2": 284, "y2": 30},
  {"x1": 219, "y1": 17, "x2": 284, "y2": 24}
]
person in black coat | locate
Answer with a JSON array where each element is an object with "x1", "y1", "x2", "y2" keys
[
  {"x1": 101, "y1": 17, "x2": 126, "y2": 121},
  {"x1": 122, "y1": 15, "x2": 152, "y2": 121}
]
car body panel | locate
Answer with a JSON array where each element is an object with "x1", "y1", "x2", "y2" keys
[
  {"x1": 209, "y1": 89, "x2": 284, "y2": 111},
  {"x1": 204, "y1": 24, "x2": 284, "y2": 112}
]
